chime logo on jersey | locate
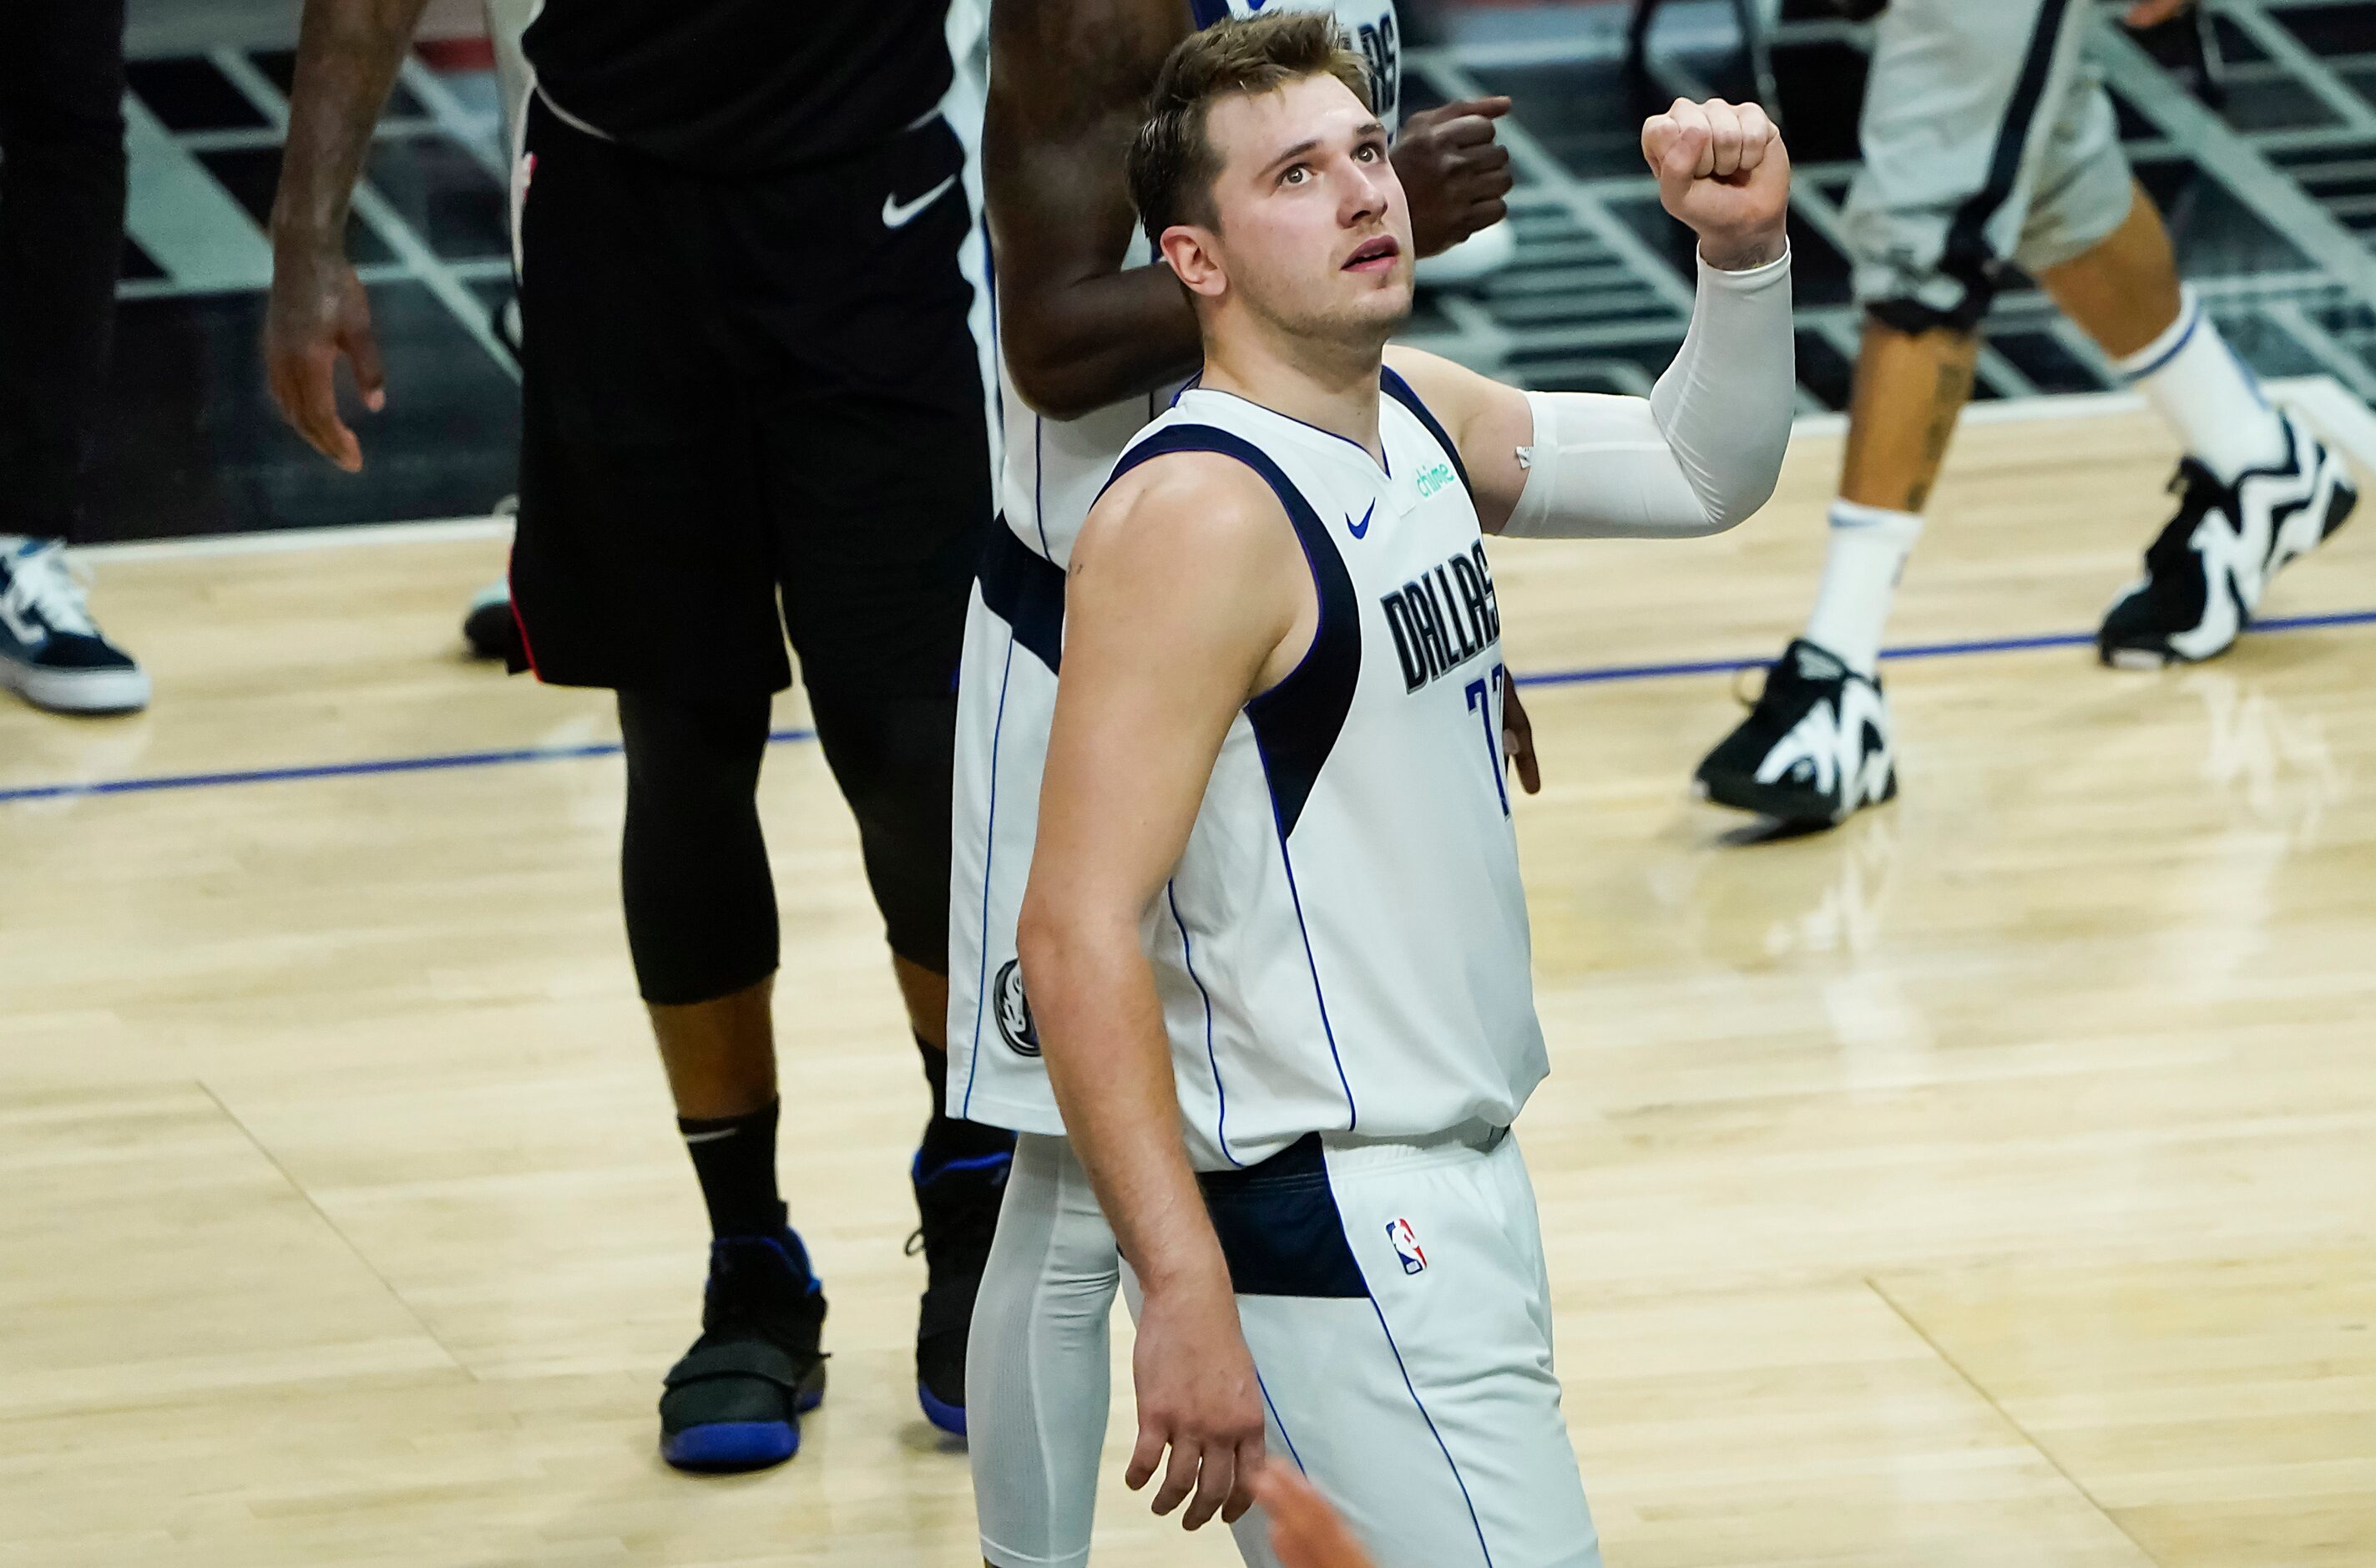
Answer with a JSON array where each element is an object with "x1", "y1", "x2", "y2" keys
[
  {"x1": 1380, "y1": 540, "x2": 1501, "y2": 693},
  {"x1": 1386, "y1": 1217, "x2": 1427, "y2": 1275},
  {"x1": 993, "y1": 958, "x2": 1040, "y2": 1057}
]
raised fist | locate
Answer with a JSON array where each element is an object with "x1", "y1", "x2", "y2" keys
[{"x1": 1640, "y1": 97, "x2": 1790, "y2": 272}]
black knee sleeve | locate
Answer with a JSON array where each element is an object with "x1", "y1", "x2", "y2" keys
[
  {"x1": 806, "y1": 687, "x2": 957, "y2": 975},
  {"x1": 617, "y1": 689, "x2": 779, "y2": 1006}
]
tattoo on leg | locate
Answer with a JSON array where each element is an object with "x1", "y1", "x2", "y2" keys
[{"x1": 1906, "y1": 357, "x2": 1974, "y2": 512}]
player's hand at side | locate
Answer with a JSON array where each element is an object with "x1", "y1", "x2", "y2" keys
[
  {"x1": 1393, "y1": 97, "x2": 1514, "y2": 258},
  {"x1": 1641, "y1": 98, "x2": 1789, "y2": 273},
  {"x1": 1127, "y1": 1268, "x2": 1267, "y2": 1531},
  {"x1": 264, "y1": 240, "x2": 387, "y2": 473}
]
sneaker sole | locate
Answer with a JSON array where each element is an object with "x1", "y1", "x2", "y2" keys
[
  {"x1": 1694, "y1": 768, "x2": 1893, "y2": 827},
  {"x1": 660, "y1": 1373, "x2": 827, "y2": 1474},
  {"x1": 0, "y1": 659, "x2": 150, "y2": 716}
]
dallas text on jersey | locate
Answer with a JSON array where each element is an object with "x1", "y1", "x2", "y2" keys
[{"x1": 1381, "y1": 540, "x2": 1502, "y2": 694}]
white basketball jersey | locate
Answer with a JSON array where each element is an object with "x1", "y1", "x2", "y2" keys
[
  {"x1": 948, "y1": 0, "x2": 1406, "y2": 1136},
  {"x1": 953, "y1": 374, "x2": 1548, "y2": 1169}
]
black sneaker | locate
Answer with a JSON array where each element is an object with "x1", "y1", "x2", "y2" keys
[
  {"x1": 908, "y1": 1144, "x2": 1012, "y2": 1437},
  {"x1": 659, "y1": 1229, "x2": 828, "y2": 1473},
  {"x1": 0, "y1": 538, "x2": 149, "y2": 715},
  {"x1": 1693, "y1": 638, "x2": 1896, "y2": 827},
  {"x1": 461, "y1": 579, "x2": 523, "y2": 665},
  {"x1": 2099, "y1": 412, "x2": 2357, "y2": 668}
]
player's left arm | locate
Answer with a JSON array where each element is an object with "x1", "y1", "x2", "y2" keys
[
  {"x1": 1018, "y1": 457, "x2": 1308, "y2": 1535},
  {"x1": 1385, "y1": 97, "x2": 1796, "y2": 539}
]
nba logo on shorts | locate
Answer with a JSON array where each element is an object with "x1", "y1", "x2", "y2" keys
[{"x1": 1386, "y1": 1217, "x2": 1426, "y2": 1275}]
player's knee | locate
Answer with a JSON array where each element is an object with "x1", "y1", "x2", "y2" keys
[
  {"x1": 617, "y1": 689, "x2": 780, "y2": 1004},
  {"x1": 810, "y1": 689, "x2": 957, "y2": 971},
  {"x1": 1866, "y1": 291, "x2": 1990, "y2": 339}
]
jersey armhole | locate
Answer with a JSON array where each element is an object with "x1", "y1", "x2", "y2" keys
[{"x1": 1101, "y1": 424, "x2": 1362, "y2": 836}]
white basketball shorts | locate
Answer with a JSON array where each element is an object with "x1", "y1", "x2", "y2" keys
[{"x1": 968, "y1": 1127, "x2": 1600, "y2": 1568}]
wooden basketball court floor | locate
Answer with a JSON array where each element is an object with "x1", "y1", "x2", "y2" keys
[{"x1": 3, "y1": 389, "x2": 2373, "y2": 1568}]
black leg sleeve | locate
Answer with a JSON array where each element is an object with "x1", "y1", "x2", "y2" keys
[
  {"x1": 806, "y1": 687, "x2": 957, "y2": 977},
  {"x1": 0, "y1": 0, "x2": 127, "y2": 543},
  {"x1": 617, "y1": 689, "x2": 780, "y2": 1006}
]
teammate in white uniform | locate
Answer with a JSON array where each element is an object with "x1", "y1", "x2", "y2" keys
[
  {"x1": 953, "y1": 0, "x2": 1519, "y2": 1561},
  {"x1": 1008, "y1": 15, "x2": 1796, "y2": 1565}
]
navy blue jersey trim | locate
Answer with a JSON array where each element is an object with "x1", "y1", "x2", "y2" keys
[
  {"x1": 1187, "y1": 0, "x2": 1232, "y2": 28},
  {"x1": 1100, "y1": 422, "x2": 1362, "y2": 840},
  {"x1": 1196, "y1": 1134, "x2": 1367, "y2": 1297},
  {"x1": 1935, "y1": 0, "x2": 2074, "y2": 321},
  {"x1": 1382, "y1": 365, "x2": 1470, "y2": 498},
  {"x1": 978, "y1": 520, "x2": 1065, "y2": 674}
]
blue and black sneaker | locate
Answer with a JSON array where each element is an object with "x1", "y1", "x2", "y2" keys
[
  {"x1": 0, "y1": 537, "x2": 148, "y2": 716},
  {"x1": 908, "y1": 1141, "x2": 1013, "y2": 1437},
  {"x1": 659, "y1": 1228, "x2": 827, "y2": 1473}
]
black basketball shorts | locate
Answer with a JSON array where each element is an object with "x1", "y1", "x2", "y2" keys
[{"x1": 508, "y1": 95, "x2": 993, "y2": 701}]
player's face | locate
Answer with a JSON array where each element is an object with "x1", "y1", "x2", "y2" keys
[{"x1": 1200, "y1": 74, "x2": 1414, "y2": 344}]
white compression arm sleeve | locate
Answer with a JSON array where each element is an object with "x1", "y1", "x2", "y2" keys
[{"x1": 1503, "y1": 248, "x2": 1795, "y2": 539}]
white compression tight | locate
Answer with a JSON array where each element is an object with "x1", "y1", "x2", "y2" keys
[{"x1": 968, "y1": 1133, "x2": 1125, "y2": 1568}]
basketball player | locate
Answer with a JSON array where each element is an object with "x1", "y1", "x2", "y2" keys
[
  {"x1": 1016, "y1": 14, "x2": 1795, "y2": 1562},
  {"x1": 265, "y1": 0, "x2": 1009, "y2": 1463},
  {"x1": 947, "y1": 0, "x2": 1527, "y2": 1558},
  {"x1": 1694, "y1": 0, "x2": 2358, "y2": 826}
]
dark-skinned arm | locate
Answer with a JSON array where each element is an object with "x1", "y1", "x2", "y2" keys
[
  {"x1": 263, "y1": 0, "x2": 433, "y2": 472},
  {"x1": 984, "y1": 0, "x2": 1201, "y2": 421},
  {"x1": 988, "y1": 0, "x2": 1518, "y2": 420}
]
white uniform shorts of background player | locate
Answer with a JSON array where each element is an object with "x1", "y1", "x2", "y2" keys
[{"x1": 1848, "y1": 0, "x2": 2136, "y2": 330}]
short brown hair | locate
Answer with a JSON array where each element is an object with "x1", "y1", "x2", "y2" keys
[{"x1": 1127, "y1": 13, "x2": 1373, "y2": 245}]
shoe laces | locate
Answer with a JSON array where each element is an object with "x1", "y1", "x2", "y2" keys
[{"x1": 3, "y1": 541, "x2": 99, "y2": 638}]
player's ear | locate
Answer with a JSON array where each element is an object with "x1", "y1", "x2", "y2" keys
[{"x1": 1160, "y1": 225, "x2": 1226, "y2": 300}]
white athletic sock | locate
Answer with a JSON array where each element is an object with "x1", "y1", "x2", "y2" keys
[
  {"x1": 1802, "y1": 500, "x2": 1924, "y2": 677},
  {"x1": 2118, "y1": 288, "x2": 2289, "y2": 483}
]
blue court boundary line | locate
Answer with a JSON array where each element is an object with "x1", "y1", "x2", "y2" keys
[{"x1": 8, "y1": 608, "x2": 2374, "y2": 807}]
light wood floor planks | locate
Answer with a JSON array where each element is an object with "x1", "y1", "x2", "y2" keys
[{"x1": 3, "y1": 392, "x2": 2372, "y2": 1565}]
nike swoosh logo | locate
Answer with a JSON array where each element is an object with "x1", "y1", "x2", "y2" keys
[
  {"x1": 1346, "y1": 501, "x2": 1374, "y2": 540},
  {"x1": 882, "y1": 175, "x2": 958, "y2": 230}
]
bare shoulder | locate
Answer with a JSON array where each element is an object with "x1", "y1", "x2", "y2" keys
[
  {"x1": 1383, "y1": 344, "x2": 1494, "y2": 418},
  {"x1": 1383, "y1": 344, "x2": 1525, "y2": 450},
  {"x1": 1074, "y1": 450, "x2": 1295, "y2": 584}
]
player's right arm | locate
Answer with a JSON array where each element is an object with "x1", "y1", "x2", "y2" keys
[
  {"x1": 985, "y1": 0, "x2": 1204, "y2": 420},
  {"x1": 1017, "y1": 453, "x2": 1311, "y2": 1533},
  {"x1": 263, "y1": 0, "x2": 433, "y2": 472}
]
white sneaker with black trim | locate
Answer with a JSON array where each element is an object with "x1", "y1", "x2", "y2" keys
[
  {"x1": 0, "y1": 538, "x2": 149, "y2": 716},
  {"x1": 1693, "y1": 638, "x2": 1898, "y2": 827},
  {"x1": 2098, "y1": 412, "x2": 2357, "y2": 668}
]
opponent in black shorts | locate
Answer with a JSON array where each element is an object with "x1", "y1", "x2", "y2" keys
[{"x1": 265, "y1": 0, "x2": 1009, "y2": 1469}]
